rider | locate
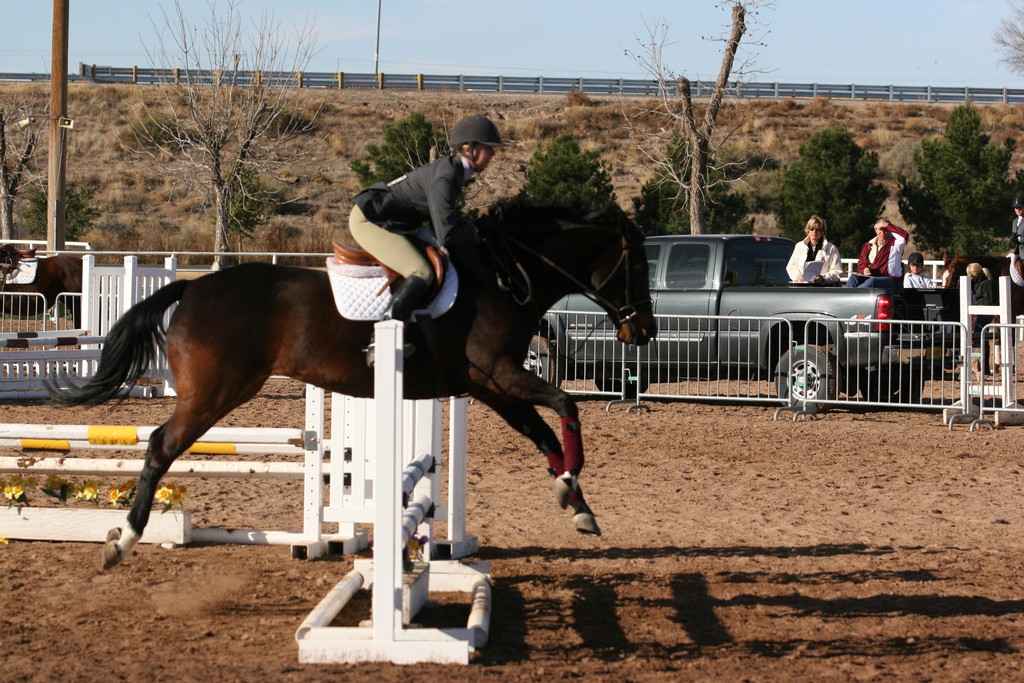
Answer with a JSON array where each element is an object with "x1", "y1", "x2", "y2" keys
[{"x1": 349, "y1": 114, "x2": 507, "y2": 362}]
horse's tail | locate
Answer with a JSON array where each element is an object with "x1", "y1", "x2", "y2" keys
[{"x1": 46, "y1": 279, "x2": 190, "y2": 406}]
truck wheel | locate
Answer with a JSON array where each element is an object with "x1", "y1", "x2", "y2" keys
[
  {"x1": 525, "y1": 336, "x2": 560, "y2": 386},
  {"x1": 776, "y1": 344, "x2": 840, "y2": 404}
]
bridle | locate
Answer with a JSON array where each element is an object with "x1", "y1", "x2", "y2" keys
[{"x1": 483, "y1": 227, "x2": 651, "y2": 330}]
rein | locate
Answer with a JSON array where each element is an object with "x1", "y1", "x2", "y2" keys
[{"x1": 483, "y1": 227, "x2": 647, "y2": 327}]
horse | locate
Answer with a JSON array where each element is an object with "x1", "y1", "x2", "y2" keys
[
  {"x1": 940, "y1": 252, "x2": 1024, "y2": 321},
  {"x1": 0, "y1": 245, "x2": 83, "y2": 327},
  {"x1": 45, "y1": 198, "x2": 657, "y2": 569}
]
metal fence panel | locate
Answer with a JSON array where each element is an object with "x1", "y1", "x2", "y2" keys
[
  {"x1": 0, "y1": 293, "x2": 51, "y2": 334},
  {"x1": 536, "y1": 310, "x2": 981, "y2": 417},
  {"x1": 639, "y1": 314, "x2": 795, "y2": 406},
  {"x1": 783, "y1": 317, "x2": 970, "y2": 415}
]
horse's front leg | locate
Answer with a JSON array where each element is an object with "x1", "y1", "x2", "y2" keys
[{"x1": 471, "y1": 370, "x2": 600, "y2": 536}]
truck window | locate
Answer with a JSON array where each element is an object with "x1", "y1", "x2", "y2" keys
[
  {"x1": 644, "y1": 243, "x2": 661, "y2": 288},
  {"x1": 724, "y1": 242, "x2": 791, "y2": 286},
  {"x1": 664, "y1": 244, "x2": 710, "y2": 288}
]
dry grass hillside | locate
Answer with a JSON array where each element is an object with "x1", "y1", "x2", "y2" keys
[{"x1": 5, "y1": 82, "x2": 1024, "y2": 260}]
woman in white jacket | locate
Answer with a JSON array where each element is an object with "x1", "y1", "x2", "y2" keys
[{"x1": 786, "y1": 215, "x2": 843, "y2": 284}]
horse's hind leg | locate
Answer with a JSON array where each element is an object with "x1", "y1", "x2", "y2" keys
[
  {"x1": 473, "y1": 394, "x2": 600, "y2": 536},
  {"x1": 103, "y1": 424, "x2": 178, "y2": 568},
  {"x1": 102, "y1": 378, "x2": 269, "y2": 568}
]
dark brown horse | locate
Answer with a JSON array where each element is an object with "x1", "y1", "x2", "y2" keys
[
  {"x1": 941, "y1": 252, "x2": 1024, "y2": 320},
  {"x1": 46, "y1": 199, "x2": 657, "y2": 569},
  {"x1": 0, "y1": 245, "x2": 83, "y2": 327}
]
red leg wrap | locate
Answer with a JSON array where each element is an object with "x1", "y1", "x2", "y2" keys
[
  {"x1": 561, "y1": 416, "x2": 584, "y2": 474},
  {"x1": 545, "y1": 452, "x2": 564, "y2": 474}
]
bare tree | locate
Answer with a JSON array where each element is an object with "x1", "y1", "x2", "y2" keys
[
  {"x1": 628, "y1": 1, "x2": 772, "y2": 234},
  {"x1": 0, "y1": 100, "x2": 42, "y2": 241},
  {"x1": 995, "y1": 1, "x2": 1024, "y2": 74},
  {"x1": 136, "y1": 0, "x2": 319, "y2": 268}
]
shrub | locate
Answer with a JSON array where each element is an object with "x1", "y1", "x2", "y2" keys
[
  {"x1": 19, "y1": 180, "x2": 102, "y2": 241},
  {"x1": 519, "y1": 131, "x2": 615, "y2": 210}
]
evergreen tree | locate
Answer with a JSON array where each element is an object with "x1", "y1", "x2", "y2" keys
[
  {"x1": 519, "y1": 132, "x2": 615, "y2": 210},
  {"x1": 775, "y1": 127, "x2": 887, "y2": 254},
  {"x1": 20, "y1": 180, "x2": 101, "y2": 241},
  {"x1": 632, "y1": 133, "x2": 751, "y2": 235},
  {"x1": 898, "y1": 104, "x2": 1023, "y2": 255},
  {"x1": 351, "y1": 112, "x2": 448, "y2": 187}
]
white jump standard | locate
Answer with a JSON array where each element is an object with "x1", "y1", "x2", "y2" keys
[{"x1": 295, "y1": 320, "x2": 492, "y2": 665}]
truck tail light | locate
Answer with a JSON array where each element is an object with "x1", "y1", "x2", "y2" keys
[{"x1": 874, "y1": 295, "x2": 893, "y2": 331}]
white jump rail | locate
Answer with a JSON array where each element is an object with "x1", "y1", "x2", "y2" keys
[{"x1": 0, "y1": 385, "x2": 356, "y2": 558}]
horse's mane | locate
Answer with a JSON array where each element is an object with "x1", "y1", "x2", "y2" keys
[{"x1": 483, "y1": 196, "x2": 637, "y2": 239}]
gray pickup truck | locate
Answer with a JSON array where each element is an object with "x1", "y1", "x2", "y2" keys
[{"x1": 535, "y1": 234, "x2": 959, "y2": 402}]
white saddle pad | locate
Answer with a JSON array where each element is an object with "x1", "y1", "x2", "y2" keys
[
  {"x1": 326, "y1": 257, "x2": 458, "y2": 321},
  {"x1": 3, "y1": 259, "x2": 38, "y2": 285}
]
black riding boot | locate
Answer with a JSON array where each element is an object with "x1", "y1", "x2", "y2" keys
[{"x1": 365, "y1": 275, "x2": 431, "y2": 367}]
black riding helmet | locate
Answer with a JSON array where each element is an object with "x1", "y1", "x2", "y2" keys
[
  {"x1": 1014, "y1": 194, "x2": 1024, "y2": 208},
  {"x1": 907, "y1": 252, "x2": 924, "y2": 267},
  {"x1": 450, "y1": 115, "x2": 507, "y2": 149}
]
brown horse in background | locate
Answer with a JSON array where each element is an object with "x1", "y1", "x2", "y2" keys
[
  {"x1": 941, "y1": 252, "x2": 1024, "y2": 320},
  {"x1": 0, "y1": 244, "x2": 83, "y2": 327}
]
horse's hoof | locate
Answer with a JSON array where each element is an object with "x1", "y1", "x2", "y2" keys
[
  {"x1": 553, "y1": 471, "x2": 578, "y2": 509},
  {"x1": 571, "y1": 501, "x2": 602, "y2": 536},
  {"x1": 102, "y1": 527, "x2": 124, "y2": 570}
]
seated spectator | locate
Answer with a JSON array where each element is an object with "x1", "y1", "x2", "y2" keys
[
  {"x1": 785, "y1": 215, "x2": 842, "y2": 284},
  {"x1": 968, "y1": 262, "x2": 996, "y2": 376},
  {"x1": 845, "y1": 219, "x2": 908, "y2": 293},
  {"x1": 903, "y1": 252, "x2": 934, "y2": 288}
]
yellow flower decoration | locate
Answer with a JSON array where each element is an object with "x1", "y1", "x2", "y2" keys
[
  {"x1": 108, "y1": 482, "x2": 136, "y2": 507},
  {"x1": 2, "y1": 475, "x2": 36, "y2": 506},
  {"x1": 155, "y1": 483, "x2": 187, "y2": 513},
  {"x1": 76, "y1": 480, "x2": 102, "y2": 503}
]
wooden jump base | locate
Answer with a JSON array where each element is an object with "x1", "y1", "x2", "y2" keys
[{"x1": 295, "y1": 320, "x2": 491, "y2": 665}]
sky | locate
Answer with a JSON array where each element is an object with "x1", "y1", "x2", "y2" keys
[{"x1": 1, "y1": 1, "x2": 1021, "y2": 89}]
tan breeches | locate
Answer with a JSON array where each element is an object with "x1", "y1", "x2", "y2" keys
[{"x1": 349, "y1": 205, "x2": 433, "y2": 282}]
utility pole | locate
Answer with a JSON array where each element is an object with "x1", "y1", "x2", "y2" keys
[
  {"x1": 47, "y1": 0, "x2": 69, "y2": 250},
  {"x1": 374, "y1": 0, "x2": 382, "y2": 75}
]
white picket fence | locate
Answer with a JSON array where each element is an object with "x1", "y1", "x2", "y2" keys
[{"x1": 0, "y1": 255, "x2": 177, "y2": 398}]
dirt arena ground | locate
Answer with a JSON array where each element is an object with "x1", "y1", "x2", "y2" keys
[{"x1": 0, "y1": 380, "x2": 1022, "y2": 682}]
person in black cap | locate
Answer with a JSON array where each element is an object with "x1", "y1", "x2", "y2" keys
[
  {"x1": 349, "y1": 114, "x2": 508, "y2": 364},
  {"x1": 1011, "y1": 194, "x2": 1024, "y2": 257},
  {"x1": 903, "y1": 252, "x2": 934, "y2": 288}
]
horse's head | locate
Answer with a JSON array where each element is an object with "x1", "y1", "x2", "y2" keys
[
  {"x1": 941, "y1": 253, "x2": 965, "y2": 288},
  {"x1": 484, "y1": 198, "x2": 657, "y2": 345},
  {"x1": 586, "y1": 207, "x2": 656, "y2": 346},
  {"x1": 0, "y1": 245, "x2": 18, "y2": 271}
]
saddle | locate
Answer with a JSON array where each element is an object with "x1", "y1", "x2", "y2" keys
[
  {"x1": 0, "y1": 245, "x2": 36, "y2": 270},
  {"x1": 332, "y1": 239, "x2": 447, "y2": 299},
  {"x1": 1014, "y1": 256, "x2": 1024, "y2": 285}
]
